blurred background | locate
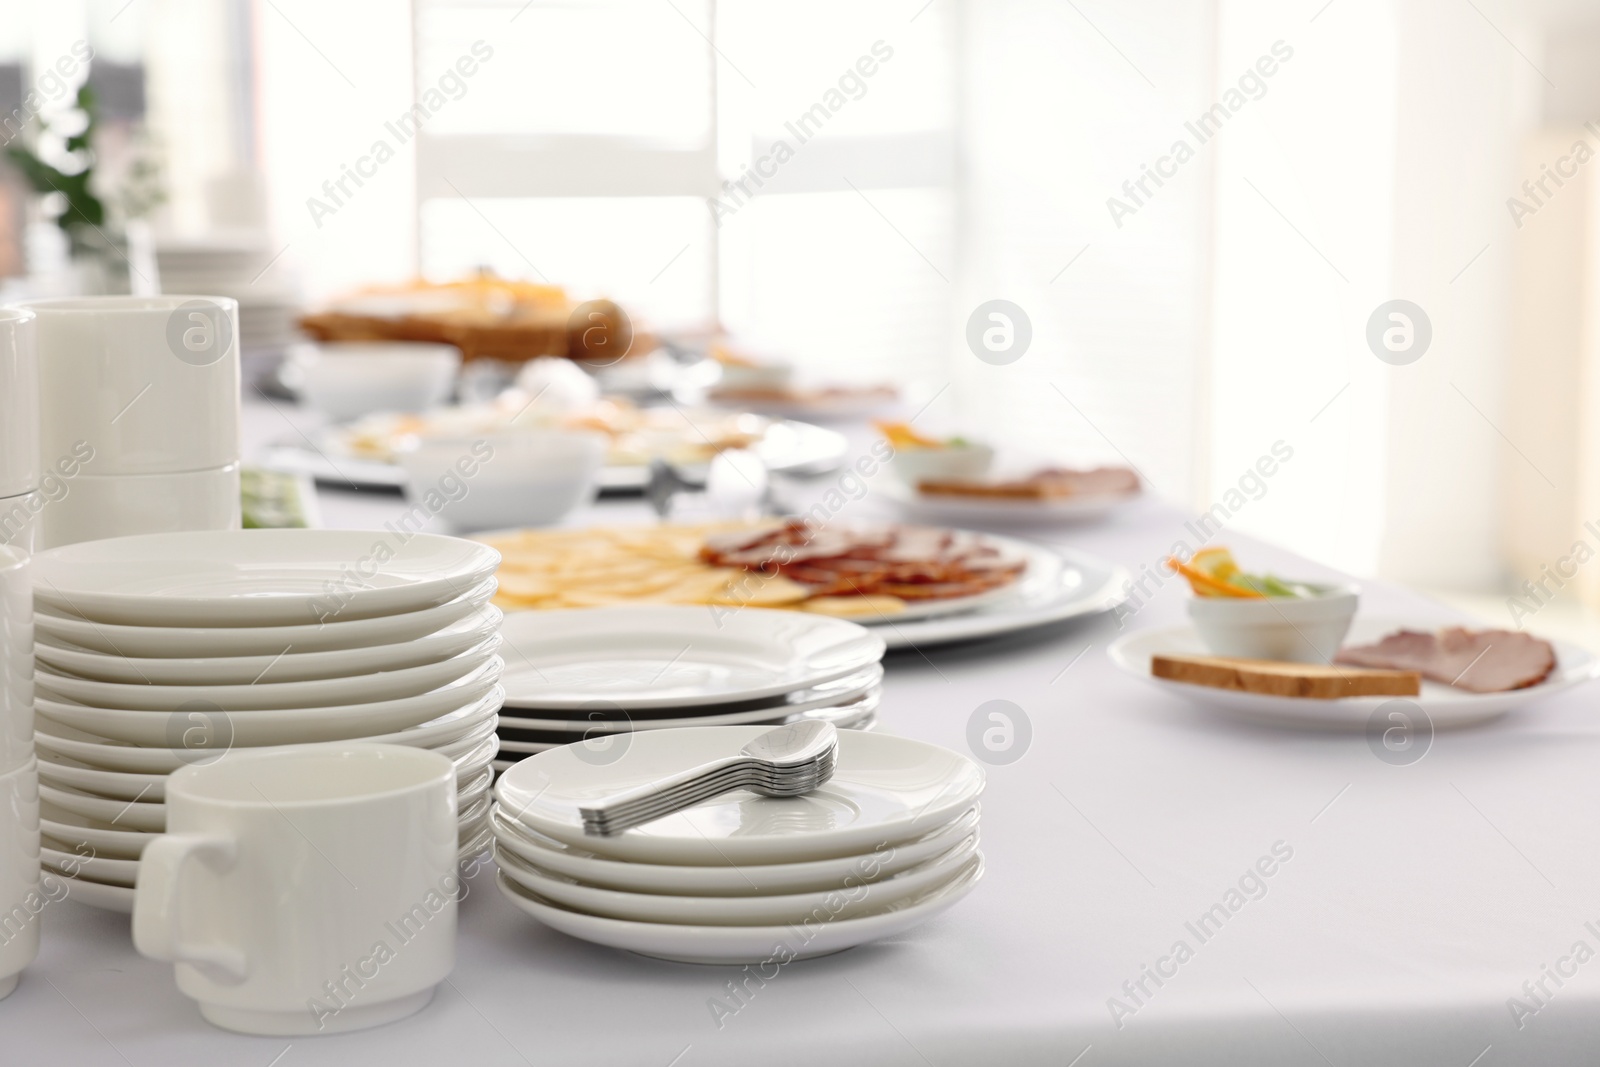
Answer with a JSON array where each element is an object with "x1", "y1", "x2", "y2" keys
[{"x1": 0, "y1": 0, "x2": 1596, "y2": 640}]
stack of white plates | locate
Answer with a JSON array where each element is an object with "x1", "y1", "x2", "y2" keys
[
  {"x1": 26, "y1": 530, "x2": 505, "y2": 912},
  {"x1": 491, "y1": 607, "x2": 888, "y2": 774},
  {"x1": 156, "y1": 236, "x2": 301, "y2": 352},
  {"x1": 491, "y1": 726, "x2": 985, "y2": 963}
]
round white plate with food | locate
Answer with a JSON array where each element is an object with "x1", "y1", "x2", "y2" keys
[
  {"x1": 1107, "y1": 617, "x2": 1600, "y2": 729},
  {"x1": 880, "y1": 478, "x2": 1138, "y2": 526}
]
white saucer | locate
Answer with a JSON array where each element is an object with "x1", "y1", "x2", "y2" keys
[
  {"x1": 494, "y1": 727, "x2": 984, "y2": 864},
  {"x1": 1107, "y1": 617, "x2": 1600, "y2": 729},
  {"x1": 41, "y1": 803, "x2": 154, "y2": 859},
  {"x1": 33, "y1": 577, "x2": 498, "y2": 658},
  {"x1": 32, "y1": 530, "x2": 501, "y2": 626},
  {"x1": 51, "y1": 872, "x2": 134, "y2": 914},
  {"x1": 34, "y1": 606, "x2": 502, "y2": 685},
  {"x1": 40, "y1": 782, "x2": 164, "y2": 832},
  {"x1": 495, "y1": 832, "x2": 978, "y2": 925},
  {"x1": 495, "y1": 853, "x2": 983, "y2": 964},
  {"x1": 498, "y1": 607, "x2": 884, "y2": 709},
  {"x1": 490, "y1": 806, "x2": 979, "y2": 896},
  {"x1": 42, "y1": 845, "x2": 138, "y2": 887}
]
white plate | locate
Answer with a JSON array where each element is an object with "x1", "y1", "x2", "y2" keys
[
  {"x1": 32, "y1": 530, "x2": 501, "y2": 626},
  {"x1": 1106, "y1": 617, "x2": 1600, "y2": 729},
  {"x1": 495, "y1": 853, "x2": 983, "y2": 964},
  {"x1": 873, "y1": 540, "x2": 1128, "y2": 650},
  {"x1": 49, "y1": 871, "x2": 135, "y2": 913},
  {"x1": 503, "y1": 660, "x2": 883, "y2": 718},
  {"x1": 881, "y1": 478, "x2": 1138, "y2": 526},
  {"x1": 33, "y1": 577, "x2": 498, "y2": 658},
  {"x1": 39, "y1": 755, "x2": 166, "y2": 802},
  {"x1": 494, "y1": 727, "x2": 983, "y2": 864},
  {"x1": 42, "y1": 844, "x2": 139, "y2": 887},
  {"x1": 33, "y1": 690, "x2": 502, "y2": 774},
  {"x1": 40, "y1": 782, "x2": 165, "y2": 832},
  {"x1": 34, "y1": 635, "x2": 502, "y2": 712},
  {"x1": 498, "y1": 607, "x2": 884, "y2": 710},
  {"x1": 490, "y1": 805, "x2": 978, "y2": 896},
  {"x1": 34, "y1": 606, "x2": 503, "y2": 685},
  {"x1": 41, "y1": 803, "x2": 154, "y2": 859},
  {"x1": 264, "y1": 418, "x2": 851, "y2": 492},
  {"x1": 495, "y1": 831, "x2": 977, "y2": 926},
  {"x1": 494, "y1": 708, "x2": 880, "y2": 756},
  {"x1": 499, "y1": 683, "x2": 881, "y2": 734},
  {"x1": 36, "y1": 661, "x2": 502, "y2": 747}
]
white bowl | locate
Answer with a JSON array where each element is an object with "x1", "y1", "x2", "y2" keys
[
  {"x1": 395, "y1": 430, "x2": 607, "y2": 532},
  {"x1": 1186, "y1": 585, "x2": 1360, "y2": 664},
  {"x1": 887, "y1": 443, "x2": 995, "y2": 487},
  {"x1": 295, "y1": 342, "x2": 460, "y2": 423}
]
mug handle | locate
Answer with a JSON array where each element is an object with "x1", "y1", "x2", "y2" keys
[{"x1": 132, "y1": 834, "x2": 247, "y2": 983}]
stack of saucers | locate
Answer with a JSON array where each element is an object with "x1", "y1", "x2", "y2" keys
[
  {"x1": 490, "y1": 726, "x2": 985, "y2": 963},
  {"x1": 25, "y1": 530, "x2": 505, "y2": 912},
  {"x1": 491, "y1": 606, "x2": 886, "y2": 774}
]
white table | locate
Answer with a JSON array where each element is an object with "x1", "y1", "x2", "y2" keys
[{"x1": 13, "y1": 404, "x2": 1600, "y2": 1065}]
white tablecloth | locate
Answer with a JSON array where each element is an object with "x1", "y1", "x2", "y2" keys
[{"x1": 12, "y1": 405, "x2": 1600, "y2": 1065}]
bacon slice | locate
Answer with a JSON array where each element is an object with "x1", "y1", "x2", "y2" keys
[
  {"x1": 1334, "y1": 627, "x2": 1556, "y2": 693},
  {"x1": 700, "y1": 520, "x2": 1027, "y2": 603}
]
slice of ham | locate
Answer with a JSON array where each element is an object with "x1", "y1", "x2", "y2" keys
[{"x1": 1334, "y1": 627, "x2": 1556, "y2": 693}]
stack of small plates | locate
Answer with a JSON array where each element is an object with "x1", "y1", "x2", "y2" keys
[
  {"x1": 26, "y1": 530, "x2": 506, "y2": 912},
  {"x1": 490, "y1": 726, "x2": 985, "y2": 963},
  {"x1": 491, "y1": 607, "x2": 888, "y2": 775}
]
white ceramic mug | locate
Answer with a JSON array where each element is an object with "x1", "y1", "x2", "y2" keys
[
  {"x1": 133, "y1": 744, "x2": 458, "y2": 1036},
  {"x1": 0, "y1": 757, "x2": 42, "y2": 1001},
  {"x1": 0, "y1": 492, "x2": 39, "y2": 552},
  {"x1": 22, "y1": 295, "x2": 240, "y2": 477},
  {"x1": 37, "y1": 464, "x2": 241, "y2": 550},
  {"x1": 0, "y1": 547, "x2": 30, "y2": 772},
  {"x1": 0, "y1": 309, "x2": 38, "y2": 499}
]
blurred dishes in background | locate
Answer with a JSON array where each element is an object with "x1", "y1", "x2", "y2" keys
[
  {"x1": 395, "y1": 430, "x2": 607, "y2": 533},
  {"x1": 285, "y1": 341, "x2": 461, "y2": 423},
  {"x1": 154, "y1": 235, "x2": 300, "y2": 353}
]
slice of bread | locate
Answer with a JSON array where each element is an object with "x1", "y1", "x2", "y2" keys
[{"x1": 1151, "y1": 654, "x2": 1421, "y2": 700}]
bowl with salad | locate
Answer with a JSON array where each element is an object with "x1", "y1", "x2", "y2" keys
[
  {"x1": 877, "y1": 421, "x2": 995, "y2": 486},
  {"x1": 1170, "y1": 547, "x2": 1358, "y2": 664}
]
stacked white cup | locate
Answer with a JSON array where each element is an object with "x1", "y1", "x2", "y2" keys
[
  {"x1": 17, "y1": 296, "x2": 242, "y2": 549},
  {"x1": 0, "y1": 544, "x2": 39, "y2": 1000},
  {"x1": 0, "y1": 306, "x2": 42, "y2": 999},
  {"x1": 0, "y1": 309, "x2": 41, "y2": 551}
]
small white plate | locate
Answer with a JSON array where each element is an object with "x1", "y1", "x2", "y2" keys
[
  {"x1": 494, "y1": 707, "x2": 880, "y2": 755},
  {"x1": 880, "y1": 478, "x2": 1138, "y2": 527},
  {"x1": 42, "y1": 844, "x2": 139, "y2": 887},
  {"x1": 34, "y1": 606, "x2": 503, "y2": 685},
  {"x1": 495, "y1": 853, "x2": 983, "y2": 964},
  {"x1": 41, "y1": 803, "x2": 153, "y2": 859},
  {"x1": 33, "y1": 530, "x2": 501, "y2": 627},
  {"x1": 495, "y1": 832, "x2": 978, "y2": 926},
  {"x1": 494, "y1": 727, "x2": 984, "y2": 865},
  {"x1": 33, "y1": 577, "x2": 498, "y2": 658},
  {"x1": 36, "y1": 661, "x2": 502, "y2": 747},
  {"x1": 1107, "y1": 618, "x2": 1600, "y2": 729},
  {"x1": 33, "y1": 690, "x2": 502, "y2": 774},
  {"x1": 498, "y1": 606, "x2": 884, "y2": 710},
  {"x1": 48, "y1": 870, "x2": 135, "y2": 914},
  {"x1": 35, "y1": 635, "x2": 502, "y2": 712},
  {"x1": 490, "y1": 806, "x2": 978, "y2": 896},
  {"x1": 40, "y1": 782, "x2": 165, "y2": 832},
  {"x1": 39, "y1": 755, "x2": 166, "y2": 802},
  {"x1": 502, "y1": 661, "x2": 883, "y2": 718},
  {"x1": 499, "y1": 684, "x2": 881, "y2": 735}
]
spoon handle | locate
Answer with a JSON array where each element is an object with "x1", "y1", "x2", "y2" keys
[{"x1": 579, "y1": 755, "x2": 743, "y2": 826}]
